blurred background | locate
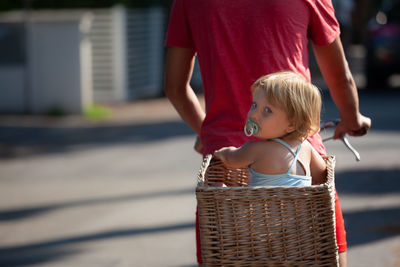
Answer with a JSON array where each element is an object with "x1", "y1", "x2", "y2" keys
[{"x1": 0, "y1": 0, "x2": 399, "y2": 266}]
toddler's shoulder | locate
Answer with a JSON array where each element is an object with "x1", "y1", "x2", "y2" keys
[
  {"x1": 247, "y1": 139, "x2": 284, "y2": 152},
  {"x1": 242, "y1": 140, "x2": 284, "y2": 162},
  {"x1": 250, "y1": 139, "x2": 297, "y2": 174}
]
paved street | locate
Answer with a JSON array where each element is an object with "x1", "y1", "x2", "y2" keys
[{"x1": 0, "y1": 89, "x2": 399, "y2": 267}]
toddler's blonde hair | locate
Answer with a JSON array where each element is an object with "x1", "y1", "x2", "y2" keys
[{"x1": 251, "y1": 71, "x2": 321, "y2": 141}]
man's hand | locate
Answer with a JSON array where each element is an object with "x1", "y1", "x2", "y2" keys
[{"x1": 334, "y1": 114, "x2": 371, "y2": 139}]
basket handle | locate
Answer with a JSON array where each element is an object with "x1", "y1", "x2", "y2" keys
[{"x1": 197, "y1": 154, "x2": 213, "y2": 186}]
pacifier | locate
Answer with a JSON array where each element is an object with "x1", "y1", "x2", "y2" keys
[{"x1": 244, "y1": 118, "x2": 259, "y2": 137}]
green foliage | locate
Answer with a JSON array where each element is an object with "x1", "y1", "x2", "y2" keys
[{"x1": 83, "y1": 104, "x2": 112, "y2": 121}]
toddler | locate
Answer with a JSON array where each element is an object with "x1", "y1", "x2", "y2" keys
[{"x1": 214, "y1": 71, "x2": 327, "y2": 186}]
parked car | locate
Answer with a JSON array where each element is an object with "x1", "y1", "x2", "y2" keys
[{"x1": 366, "y1": 0, "x2": 400, "y2": 89}]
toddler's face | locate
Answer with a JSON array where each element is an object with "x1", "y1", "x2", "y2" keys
[{"x1": 245, "y1": 88, "x2": 294, "y2": 139}]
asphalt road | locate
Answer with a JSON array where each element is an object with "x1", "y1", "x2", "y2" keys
[{"x1": 0, "y1": 89, "x2": 399, "y2": 267}]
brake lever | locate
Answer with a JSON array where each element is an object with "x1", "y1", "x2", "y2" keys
[
  {"x1": 342, "y1": 136, "x2": 361, "y2": 161},
  {"x1": 320, "y1": 120, "x2": 361, "y2": 161}
]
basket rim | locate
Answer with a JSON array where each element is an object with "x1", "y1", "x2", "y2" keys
[
  {"x1": 196, "y1": 183, "x2": 331, "y2": 190},
  {"x1": 197, "y1": 154, "x2": 336, "y2": 188}
]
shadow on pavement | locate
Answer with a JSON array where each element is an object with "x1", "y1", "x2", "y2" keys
[
  {"x1": 336, "y1": 168, "x2": 400, "y2": 195},
  {"x1": 0, "y1": 246, "x2": 79, "y2": 267},
  {"x1": 0, "y1": 222, "x2": 195, "y2": 267},
  {"x1": 0, "y1": 188, "x2": 193, "y2": 221},
  {"x1": 0, "y1": 120, "x2": 193, "y2": 159},
  {"x1": 336, "y1": 167, "x2": 400, "y2": 247},
  {"x1": 344, "y1": 206, "x2": 400, "y2": 248}
]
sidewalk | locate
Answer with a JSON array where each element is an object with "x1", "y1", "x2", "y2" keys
[{"x1": 0, "y1": 96, "x2": 184, "y2": 127}]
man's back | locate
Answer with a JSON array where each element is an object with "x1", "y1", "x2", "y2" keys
[{"x1": 166, "y1": 0, "x2": 339, "y2": 155}]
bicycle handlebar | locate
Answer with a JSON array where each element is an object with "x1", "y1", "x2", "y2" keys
[{"x1": 320, "y1": 120, "x2": 361, "y2": 161}]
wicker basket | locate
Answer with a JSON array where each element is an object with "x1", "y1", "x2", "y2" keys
[{"x1": 196, "y1": 155, "x2": 338, "y2": 266}]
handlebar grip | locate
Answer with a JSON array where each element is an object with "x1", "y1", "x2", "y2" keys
[{"x1": 351, "y1": 126, "x2": 367, "y2": 136}]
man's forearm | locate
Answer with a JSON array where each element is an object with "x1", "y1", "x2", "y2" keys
[
  {"x1": 326, "y1": 70, "x2": 360, "y2": 125},
  {"x1": 164, "y1": 47, "x2": 206, "y2": 135},
  {"x1": 313, "y1": 38, "x2": 360, "y2": 127},
  {"x1": 165, "y1": 85, "x2": 205, "y2": 135}
]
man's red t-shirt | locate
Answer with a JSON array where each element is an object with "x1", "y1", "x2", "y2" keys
[{"x1": 166, "y1": 0, "x2": 340, "y2": 156}]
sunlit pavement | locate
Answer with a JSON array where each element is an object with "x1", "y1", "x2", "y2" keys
[{"x1": 0, "y1": 87, "x2": 400, "y2": 266}]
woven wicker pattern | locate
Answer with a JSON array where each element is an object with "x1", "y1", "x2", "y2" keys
[{"x1": 196, "y1": 155, "x2": 338, "y2": 266}]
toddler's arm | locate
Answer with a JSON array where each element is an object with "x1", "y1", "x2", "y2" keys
[
  {"x1": 214, "y1": 142, "x2": 257, "y2": 169},
  {"x1": 310, "y1": 145, "x2": 327, "y2": 185}
]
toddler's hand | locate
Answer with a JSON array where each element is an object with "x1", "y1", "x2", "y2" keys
[
  {"x1": 194, "y1": 136, "x2": 203, "y2": 154},
  {"x1": 214, "y1": 146, "x2": 237, "y2": 164}
]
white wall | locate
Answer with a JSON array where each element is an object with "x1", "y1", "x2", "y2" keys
[
  {"x1": 28, "y1": 22, "x2": 83, "y2": 113},
  {"x1": 0, "y1": 10, "x2": 93, "y2": 114},
  {"x1": 0, "y1": 6, "x2": 169, "y2": 113}
]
